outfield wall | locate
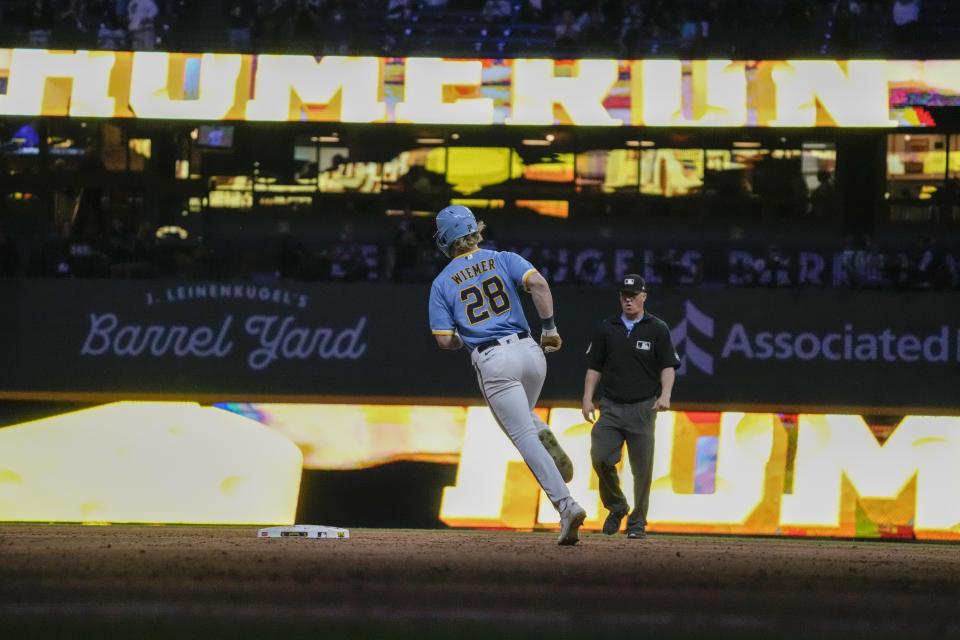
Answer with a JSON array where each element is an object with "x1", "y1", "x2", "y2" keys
[
  {"x1": 2, "y1": 279, "x2": 958, "y2": 413},
  {"x1": 0, "y1": 401, "x2": 957, "y2": 540}
]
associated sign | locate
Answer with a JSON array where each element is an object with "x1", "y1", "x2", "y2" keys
[{"x1": 0, "y1": 49, "x2": 956, "y2": 126}]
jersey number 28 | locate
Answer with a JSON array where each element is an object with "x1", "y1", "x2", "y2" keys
[{"x1": 460, "y1": 276, "x2": 511, "y2": 324}]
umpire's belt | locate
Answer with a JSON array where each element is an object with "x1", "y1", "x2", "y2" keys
[
  {"x1": 604, "y1": 394, "x2": 655, "y2": 404},
  {"x1": 476, "y1": 331, "x2": 529, "y2": 353}
]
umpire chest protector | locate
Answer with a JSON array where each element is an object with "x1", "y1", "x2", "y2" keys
[{"x1": 586, "y1": 313, "x2": 680, "y2": 403}]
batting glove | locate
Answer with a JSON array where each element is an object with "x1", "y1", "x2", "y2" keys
[{"x1": 540, "y1": 327, "x2": 563, "y2": 353}]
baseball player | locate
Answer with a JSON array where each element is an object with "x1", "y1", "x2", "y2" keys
[{"x1": 428, "y1": 205, "x2": 586, "y2": 545}]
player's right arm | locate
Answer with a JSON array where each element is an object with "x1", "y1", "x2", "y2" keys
[
  {"x1": 525, "y1": 271, "x2": 554, "y2": 321},
  {"x1": 429, "y1": 280, "x2": 463, "y2": 350},
  {"x1": 434, "y1": 332, "x2": 463, "y2": 350},
  {"x1": 525, "y1": 271, "x2": 562, "y2": 353}
]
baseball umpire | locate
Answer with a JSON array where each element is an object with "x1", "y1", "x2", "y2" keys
[
  {"x1": 581, "y1": 274, "x2": 680, "y2": 538},
  {"x1": 428, "y1": 205, "x2": 586, "y2": 545}
]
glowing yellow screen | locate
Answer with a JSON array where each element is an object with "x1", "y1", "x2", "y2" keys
[
  {"x1": 0, "y1": 50, "x2": 956, "y2": 127},
  {"x1": 2, "y1": 402, "x2": 957, "y2": 540}
]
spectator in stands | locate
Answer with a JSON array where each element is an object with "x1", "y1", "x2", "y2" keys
[
  {"x1": 32, "y1": 218, "x2": 111, "y2": 278},
  {"x1": 618, "y1": 0, "x2": 647, "y2": 54},
  {"x1": 226, "y1": 0, "x2": 254, "y2": 51},
  {"x1": 576, "y1": 5, "x2": 610, "y2": 52},
  {"x1": 96, "y1": 9, "x2": 127, "y2": 49},
  {"x1": 936, "y1": 178, "x2": 959, "y2": 222},
  {"x1": 677, "y1": 4, "x2": 709, "y2": 56},
  {"x1": 57, "y1": 0, "x2": 91, "y2": 47},
  {"x1": 330, "y1": 222, "x2": 368, "y2": 282},
  {"x1": 655, "y1": 248, "x2": 685, "y2": 287},
  {"x1": 257, "y1": 0, "x2": 296, "y2": 49},
  {"x1": 276, "y1": 233, "x2": 307, "y2": 280},
  {"x1": 759, "y1": 244, "x2": 793, "y2": 287},
  {"x1": 31, "y1": 221, "x2": 73, "y2": 278},
  {"x1": 386, "y1": 0, "x2": 415, "y2": 21},
  {"x1": 910, "y1": 235, "x2": 958, "y2": 289},
  {"x1": 776, "y1": 0, "x2": 816, "y2": 49},
  {"x1": 325, "y1": 0, "x2": 351, "y2": 54},
  {"x1": 892, "y1": 0, "x2": 921, "y2": 50},
  {"x1": 27, "y1": 0, "x2": 55, "y2": 47},
  {"x1": 519, "y1": 0, "x2": 548, "y2": 22},
  {"x1": 389, "y1": 210, "x2": 421, "y2": 283},
  {"x1": 482, "y1": 0, "x2": 512, "y2": 23},
  {"x1": 885, "y1": 248, "x2": 912, "y2": 289},
  {"x1": 849, "y1": 235, "x2": 886, "y2": 288},
  {"x1": 912, "y1": 235, "x2": 934, "y2": 288},
  {"x1": 809, "y1": 168, "x2": 838, "y2": 218},
  {"x1": 293, "y1": 0, "x2": 326, "y2": 51},
  {"x1": 109, "y1": 220, "x2": 155, "y2": 278},
  {"x1": 554, "y1": 8, "x2": 580, "y2": 53},
  {"x1": 103, "y1": 216, "x2": 132, "y2": 265},
  {"x1": 822, "y1": 0, "x2": 861, "y2": 54},
  {"x1": 127, "y1": 0, "x2": 158, "y2": 50}
]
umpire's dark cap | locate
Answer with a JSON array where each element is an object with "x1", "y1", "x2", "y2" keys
[{"x1": 619, "y1": 274, "x2": 646, "y2": 293}]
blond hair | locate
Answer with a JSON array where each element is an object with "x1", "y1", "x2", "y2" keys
[{"x1": 450, "y1": 220, "x2": 486, "y2": 256}]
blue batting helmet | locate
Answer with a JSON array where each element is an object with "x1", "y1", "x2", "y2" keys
[{"x1": 434, "y1": 205, "x2": 478, "y2": 257}]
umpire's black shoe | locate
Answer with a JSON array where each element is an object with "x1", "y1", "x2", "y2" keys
[
  {"x1": 602, "y1": 510, "x2": 628, "y2": 535},
  {"x1": 626, "y1": 525, "x2": 647, "y2": 539}
]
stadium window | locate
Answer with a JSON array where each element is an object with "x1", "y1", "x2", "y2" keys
[
  {"x1": 510, "y1": 149, "x2": 574, "y2": 191},
  {"x1": 382, "y1": 146, "x2": 448, "y2": 194},
  {"x1": 445, "y1": 146, "x2": 512, "y2": 196},
  {"x1": 293, "y1": 136, "x2": 319, "y2": 187},
  {"x1": 47, "y1": 120, "x2": 95, "y2": 173},
  {"x1": 951, "y1": 135, "x2": 960, "y2": 182},
  {"x1": 575, "y1": 149, "x2": 641, "y2": 194},
  {"x1": 208, "y1": 175, "x2": 254, "y2": 210},
  {"x1": 640, "y1": 148, "x2": 704, "y2": 197},
  {"x1": 317, "y1": 140, "x2": 383, "y2": 194},
  {"x1": 801, "y1": 142, "x2": 838, "y2": 219},
  {"x1": 886, "y1": 133, "x2": 947, "y2": 222},
  {"x1": 511, "y1": 132, "x2": 575, "y2": 195},
  {"x1": 128, "y1": 138, "x2": 152, "y2": 173},
  {"x1": 1, "y1": 121, "x2": 42, "y2": 177},
  {"x1": 189, "y1": 125, "x2": 248, "y2": 181}
]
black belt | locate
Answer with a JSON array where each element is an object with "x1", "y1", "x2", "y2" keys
[
  {"x1": 477, "y1": 331, "x2": 529, "y2": 353},
  {"x1": 604, "y1": 394, "x2": 655, "y2": 404}
]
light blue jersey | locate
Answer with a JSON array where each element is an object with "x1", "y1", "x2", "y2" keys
[{"x1": 429, "y1": 248, "x2": 537, "y2": 351}]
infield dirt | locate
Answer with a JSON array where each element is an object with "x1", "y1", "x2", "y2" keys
[{"x1": 0, "y1": 524, "x2": 958, "y2": 639}]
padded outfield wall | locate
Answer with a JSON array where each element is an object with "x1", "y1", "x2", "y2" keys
[
  {"x1": 1, "y1": 280, "x2": 959, "y2": 539},
  {"x1": 1, "y1": 279, "x2": 958, "y2": 412}
]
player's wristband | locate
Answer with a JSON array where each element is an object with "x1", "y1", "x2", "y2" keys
[{"x1": 541, "y1": 316, "x2": 556, "y2": 331}]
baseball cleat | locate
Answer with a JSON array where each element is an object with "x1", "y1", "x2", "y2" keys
[
  {"x1": 627, "y1": 525, "x2": 647, "y2": 539},
  {"x1": 539, "y1": 430, "x2": 574, "y2": 483},
  {"x1": 602, "y1": 510, "x2": 628, "y2": 535},
  {"x1": 557, "y1": 502, "x2": 587, "y2": 546}
]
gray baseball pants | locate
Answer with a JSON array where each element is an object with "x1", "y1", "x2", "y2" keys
[
  {"x1": 591, "y1": 397, "x2": 656, "y2": 528},
  {"x1": 471, "y1": 334, "x2": 573, "y2": 513}
]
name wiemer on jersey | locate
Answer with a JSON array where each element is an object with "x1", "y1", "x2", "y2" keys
[{"x1": 450, "y1": 259, "x2": 497, "y2": 285}]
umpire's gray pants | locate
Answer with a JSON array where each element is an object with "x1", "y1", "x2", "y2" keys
[
  {"x1": 591, "y1": 397, "x2": 656, "y2": 528},
  {"x1": 471, "y1": 335, "x2": 573, "y2": 513}
]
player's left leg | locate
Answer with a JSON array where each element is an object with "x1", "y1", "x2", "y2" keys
[
  {"x1": 473, "y1": 343, "x2": 574, "y2": 512},
  {"x1": 519, "y1": 338, "x2": 573, "y2": 483}
]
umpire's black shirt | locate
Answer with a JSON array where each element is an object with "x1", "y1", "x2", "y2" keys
[{"x1": 586, "y1": 312, "x2": 681, "y2": 402}]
